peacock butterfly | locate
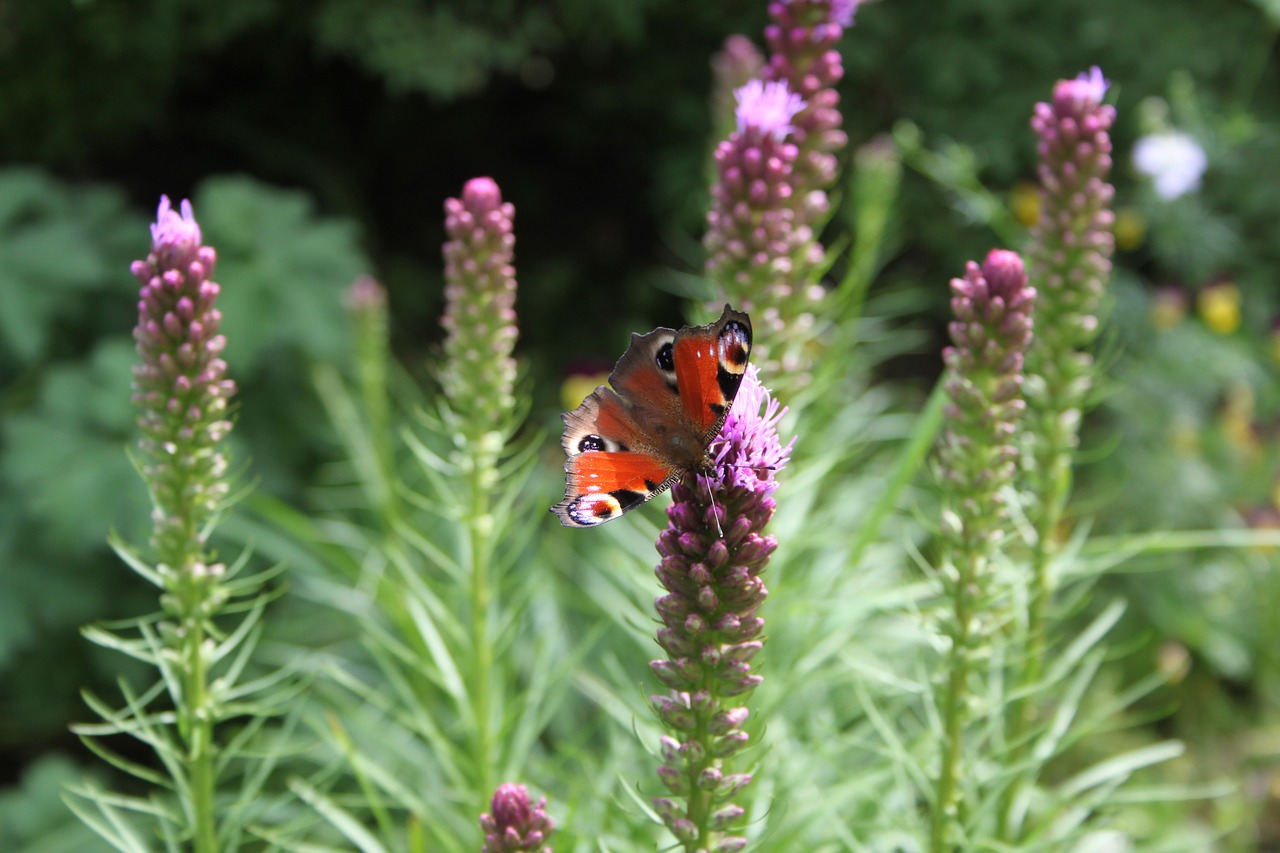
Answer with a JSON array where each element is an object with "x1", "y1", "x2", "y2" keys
[{"x1": 552, "y1": 304, "x2": 752, "y2": 527}]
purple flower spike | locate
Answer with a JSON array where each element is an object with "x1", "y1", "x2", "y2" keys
[
  {"x1": 706, "y1": 0, "x2": 852, "y2": 388},
  {"x1": 940, "y1": 250, "x2": 1036, "y2": 523},
  {"x1": 933, "y1": 250, "x2": 1035, "y2": 846},
  {"x1": 1025, "y1": 68, "x2": 1116, "y2": 489},
  {"x1": 649, "y1": 365, "x2": 792, "y2": 850},
  {"x1": 734, "y1": 79, "x2": 806, "y2": 141},
  {"x1": 480, "y1": 783, "x2": 554, "y2": 853},
  {"x1": 705, "y1": 80, "x2": 814, "y2": 378},
  {"x1": 131, "y1": 195, "x2": 236, "y2": 583},
  {"x1": 441, "y1": 177, "x2": 519, "y2": 434},
  {"x1": 763, "y1": 0, "x2": 851, "y2": 202}
]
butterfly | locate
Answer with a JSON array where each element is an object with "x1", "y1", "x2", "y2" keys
[{"x1": 553, "y1": 304, "x2": 753, "y2": 528}]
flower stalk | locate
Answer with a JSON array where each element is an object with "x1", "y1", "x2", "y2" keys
[
  {"x1": 1003, "y1": 67, "x2": 1115, "y2": 840},
  {"x1": 650, "y1": 366, "x2": 792, "y2": 851},
  {"x1": 1021, "y1": 66, "x2": 1116, "y2": 697},
  {"x1": 441, "y1": 176, "x2": 520, "y2": 801},
  {"x1": 129, "y1": 195, "x2": 237, "y2": 853},
  {"x1": 931, "y1": 250, "x2": 1035, "y2": 852}
]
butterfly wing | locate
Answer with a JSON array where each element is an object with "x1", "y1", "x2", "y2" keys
[
  {"x1": 671, "y1": 305, "x2": 752, "y2": 443},
  {"x1": 552, "y1": 305, "x2": 753, "y2": 529},
  {"x1": 553, "y1": 387, "x2": 681, "y2": 527}
]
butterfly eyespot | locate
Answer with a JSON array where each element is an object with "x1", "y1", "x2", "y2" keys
[
  {"x1": 655, "y1": 342, "x2": 675, "y2": 372},
  {"x1": 567, "y1": 493, "x2": 622, "y2": 526},
  {"x1": 719, "y1": 322, "x2": 751, "y2": 372},
  {"x1": 577, "y1": 434, "x2": 606, "y2": 453}
]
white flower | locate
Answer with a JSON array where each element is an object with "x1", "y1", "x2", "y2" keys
[{"x1": 1133, "y1": 130, "x2": 1208, "y2": 200}]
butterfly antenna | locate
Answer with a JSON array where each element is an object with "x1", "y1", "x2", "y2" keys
[{"x1": 703, "y1": 477, "x2": 725, "y2": 538}]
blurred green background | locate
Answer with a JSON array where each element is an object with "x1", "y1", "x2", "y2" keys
[{"x1": 3, "y1": 0, "x2": 1280, "y2": 848}]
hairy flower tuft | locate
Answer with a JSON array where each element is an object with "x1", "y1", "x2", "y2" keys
[
  {"x1": 1057, "y1": 65, "x2": 1109, "y2": 110},
  {"x1": 149, "y1": 196, "x2": 203, "y2": 269},
  {"x1": 734, "y1": 79, "x2": 806, "y2": 141},
  {"x1": 650, "y1": 365, "x2": 791, "y2": 850},
  {"x1": 480, "y1": 783, "x2": 554, "y2": 853}
]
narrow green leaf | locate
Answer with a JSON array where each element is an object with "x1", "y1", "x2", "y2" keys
[
  {"x1": 1058, "y1": 741, "x2": 1185, "y2": 799},
  {"x1": 290, "y1": 777, "x2": 390, "y2": 853}
]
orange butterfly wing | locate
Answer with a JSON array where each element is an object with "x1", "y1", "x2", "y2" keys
[{"x1": 552, "y1": 305, "x2": 752, "y2": 528}]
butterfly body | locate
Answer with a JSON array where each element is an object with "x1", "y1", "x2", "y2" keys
[{"x1": 553, "y1": 305, "x2": 752, "y2": 528}]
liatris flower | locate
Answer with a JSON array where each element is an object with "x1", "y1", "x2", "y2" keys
[
  {"x1": 705, "y1": 80, "x2": 812, "y2": 372},
  {"x1": 130, "y1": 196, "x2": 236, "y2": 593},
  {"x1": 480, "y1": 783, "x2": 554, "y2": 853},
  {"x1": 650, "y1": 365, "x2": 792, "y2": 851},
  {"x1": 762, "y1": 0, "x2": 853, "y2": 209},
  {"x1": 441, "y1": 177, "x2": 518, "y2": 435},
  {"x1": 1133, "y1": 130, "x2": 1207, "y2": 200},
  {"x1": 1024, "y1": 66, "x2": 1115, "y2": 519},
  {"x1": 1006, "y1": 71, "x2": 1116, "y2": 834},
  {"x1": 932, "y1": 250, "x2": 1035, "y2": 851},
  {"x1": 939, "y1": 250, "x2": 1036, "y2": 546}
]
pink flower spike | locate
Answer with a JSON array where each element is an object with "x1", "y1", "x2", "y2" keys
[{"x1": 734, "y1": 79, "x2": 806, "y2": 142}]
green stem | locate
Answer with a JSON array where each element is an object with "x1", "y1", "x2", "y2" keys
[
  {"x1": 685, "y1": 676, "x2": 715, "y2": 852},
  {"x1": 181, "y1": 603, "x2": 217, "y2": 853},
  {"x1": 998, "y1": 414, "x2": 1073, "y2": 839},
  {"x1": 931, "y1": 553, "x2": 975, "y2": 853},
  {"x1": 468, "y1": 451, "x2": 495, "y2": 804}
]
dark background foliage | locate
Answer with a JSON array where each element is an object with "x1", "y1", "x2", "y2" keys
[{"x1": 3, "y1": 0, "x2": 1280, "y2": 846}]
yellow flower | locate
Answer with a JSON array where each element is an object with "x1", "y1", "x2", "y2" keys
[
  {"x1": 560, "y1": 371, "x2": 609, "y2": 413},
  {"x1": 1196, "y1": 281, "x2": 1241, "y2": 334},
  {"x1": 1010, "y1": 181, "x2": 1041, "y2": 227},
  {"x1": 1113, "y1": 206, "x2": 1146, "y2": 251}
]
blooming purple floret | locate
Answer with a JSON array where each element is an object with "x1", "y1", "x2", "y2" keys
[
  {"x1": 130, "y1": 195, "x2": 235, "y2": 575},
  {"x1": 734, "y1": 79, "x2": 805, "y2": 141},
  {"x1": 480, "y1": 783, "x2": 553, "y2": 853},
  {"x1": 650, "y1": 365, "x2": 792, "y2": 849},
  {"x1": 1061, "y1": 65, "x2": 1109, "y2": 108},
  {"x1": 149, "y1": 196, "x2": 202, "y2": 268}
]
